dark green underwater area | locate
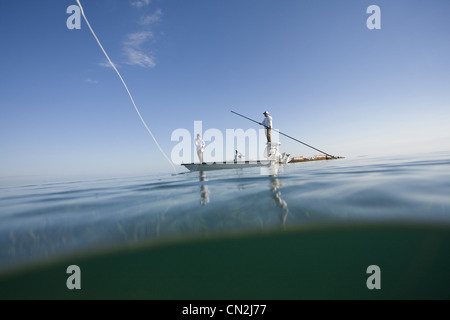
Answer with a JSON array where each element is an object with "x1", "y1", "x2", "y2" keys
[{"x1": 1, "y1": 222, "x2": 449, "y2": 300}]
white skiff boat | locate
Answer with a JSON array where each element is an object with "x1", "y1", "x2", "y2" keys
[
  {"x1": 182, "y1": 160, "x2": 274, "y2": 172},
  {"x1": 182, "y1": 142, "x2": 291, "y2": 172}
]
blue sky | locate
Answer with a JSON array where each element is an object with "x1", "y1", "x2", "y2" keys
[{"x1": 1, "y1": 0, "x2": 449, "y2": 180}]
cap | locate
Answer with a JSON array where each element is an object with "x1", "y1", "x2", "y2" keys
[{"x1": 263, "y1": 111, "x2": 269, "y2": 115}]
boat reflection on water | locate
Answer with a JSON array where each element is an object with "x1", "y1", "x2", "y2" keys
[
  {"x1": 264, "y1": 166, "x2": 289, "y2": 227},
  {"x1": 198, "y1": 166, "x2": 288, "y2": 227},
  {"x1": 199, "y1": 171, "x2": 210, "y2": 205},
  {"x1": 270, "y1": 177, "x2": 289, "y2": 227}
]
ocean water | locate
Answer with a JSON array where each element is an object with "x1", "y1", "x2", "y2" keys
[{"x1": 1, "y1": 151, "x2": 450, "y2": 299}]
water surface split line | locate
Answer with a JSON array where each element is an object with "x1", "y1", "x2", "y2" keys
[{"x1": 76, "y1": 0, "x2": 177, "y2": 174}]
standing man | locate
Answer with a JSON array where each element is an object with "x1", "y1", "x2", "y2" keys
[
  {"x1": 260, "y1": 111, "x2": 272, "y2": 143},
  {"x1": 195, "y1": 133, "x2": 205, "y2": 163}
]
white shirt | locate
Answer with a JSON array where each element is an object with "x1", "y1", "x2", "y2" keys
[
  {"x1": 195, "y1": 137, "x2": 205, "y2": 151},
  {"x1": 262, "y1": 115, "x2": 272, "y2": 128}
]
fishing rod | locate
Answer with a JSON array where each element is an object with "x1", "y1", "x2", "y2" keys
[{"x1": 231, "y1": 110, "x2": 337, "y2": 159}]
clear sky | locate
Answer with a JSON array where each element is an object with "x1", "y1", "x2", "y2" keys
[{"x1": 1, "y1": 0, "x2": 449, "y2": 180}]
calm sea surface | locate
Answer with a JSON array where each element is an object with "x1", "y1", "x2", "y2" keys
[{"x1": 1, "y1": 151, "x2": 450, "y2": 275}]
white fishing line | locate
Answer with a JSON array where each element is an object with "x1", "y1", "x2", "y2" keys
[{"x1": 76, "y1": 0, "x2": 177, "y2": 174}]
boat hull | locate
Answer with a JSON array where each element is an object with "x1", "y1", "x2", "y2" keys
[{"x1": 182, "y1": 160, "x2": 273, "y2": 172}]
